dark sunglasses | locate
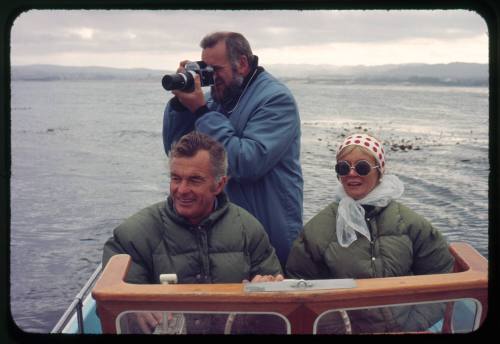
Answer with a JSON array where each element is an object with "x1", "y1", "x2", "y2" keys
[{"x1": 335, "y1": 160, "x2": 379, "y2": 176}]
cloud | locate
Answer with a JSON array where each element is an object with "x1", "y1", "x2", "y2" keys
[
  {"x1": 66, "y1": 27, "x2": 96, "y2": 40},
  {"x1": 259, "y1": 33, "x2": 488, "y2": 66},
  {"x1": 10, "y1": 9, "x2": 488, "y2": 68}
]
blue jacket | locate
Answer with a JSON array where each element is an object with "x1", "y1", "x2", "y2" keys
[{"x1": 163, "y1": 70, "x2": 303, "y2": 266}]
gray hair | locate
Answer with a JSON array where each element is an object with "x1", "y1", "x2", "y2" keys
[
  {"x1": 200, "y1": 31, "x2": 255, "y2": 70},
  {"x1": 170, "y1": 131, "x2": 227, "y2": 181}
]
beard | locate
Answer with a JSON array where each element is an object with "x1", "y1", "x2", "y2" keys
[{"x1": 210, "y1": 74, "x2": 245, "y2": 112}]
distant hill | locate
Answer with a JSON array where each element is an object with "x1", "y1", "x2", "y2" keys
[
  {"x1": 266, "y1": 62, "x2": 488, "y2": 86},
  {"x1": 11, "y1": 62, "x2": 488, "y2": 86},
  {"x1": 10, "y1": 64, "x2": 168, "y2": 81}
]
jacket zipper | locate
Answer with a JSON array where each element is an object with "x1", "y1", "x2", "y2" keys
[
  {"x1": 197, "y1": 225, "x2": 210, "y2": 283},
  {"x1": 367, "y1": 217, "x2": 377, "y2": 276}
]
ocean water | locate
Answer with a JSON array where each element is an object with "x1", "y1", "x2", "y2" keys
[{"x1": 9, "y1": 78, "x2": 489, "y2": 333}]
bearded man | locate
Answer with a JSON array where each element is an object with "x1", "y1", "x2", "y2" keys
[{"x1": 162, "y1": 32, "x2": 303, "y2": 267}]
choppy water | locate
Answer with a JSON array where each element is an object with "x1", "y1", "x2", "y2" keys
[{"x1": 10, "y1": 79, "x2": 489, "y2": 333}]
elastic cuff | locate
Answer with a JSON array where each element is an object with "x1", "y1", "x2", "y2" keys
[{"x1": 169, "y1": 97, "x2": 188, "y2": 112}]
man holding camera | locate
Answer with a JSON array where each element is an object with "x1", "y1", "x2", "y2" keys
[{"x1": 162, "y1": 31, "x2": 303, "y2": 267}]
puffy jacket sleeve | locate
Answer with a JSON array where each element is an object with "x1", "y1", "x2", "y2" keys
[
  {"x1": 102, "y1": 237, "x2": 152, "y2": 285},
  {"x1": 102, "y1": 235, "x2": 152, "y2": 284},
  {"x1": 195, "y1": 89, "x2": 300, "y2": 182},
  {"x1": 102, "y1": 212, "x2": 160, "y2": 285},
  {"x1": 404, "y1": 206, "x2": 455, "y2": 275},
  {"x1": 243, "y1": 213, "x2": 283, "y2": 278},
  {"x1": 285, "y1": 231, "x2": 331, "y2": 279},
  {"x1": 286, "y1": 207, "x2": 334, "y2": 279},
  {"x1": 399, "y1": 204, "x2": 455, "y2": 331}
]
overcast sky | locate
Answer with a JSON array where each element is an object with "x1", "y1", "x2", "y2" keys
[{"x1": 10, "y1": 9, "x2": 488, "y2": 70}]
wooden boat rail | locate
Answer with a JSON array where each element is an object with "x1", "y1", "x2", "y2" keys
[{"x1": 92, "y1": 242, "x2": 488, "y2": 334}]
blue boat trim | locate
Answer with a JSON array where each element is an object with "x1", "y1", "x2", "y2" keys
[{"x1": 51, "y1": 264, "x2": 102, "y2": 334}]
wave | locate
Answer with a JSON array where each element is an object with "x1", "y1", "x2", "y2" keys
[{"x1": 115, "y1": 129, "x2": 161, "y2": 138}]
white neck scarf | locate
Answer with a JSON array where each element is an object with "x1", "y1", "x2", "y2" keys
[{"x1": 333, "y1": 174, "x2": 405, "y2": 247}]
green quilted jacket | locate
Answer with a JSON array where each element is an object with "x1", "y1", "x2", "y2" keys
[
  {"x1": 102, "y1": 193, "x2": 282, "y2": 285},
  {"x1": 286, "y1": 200, "x2": 455, "y2": 333}
]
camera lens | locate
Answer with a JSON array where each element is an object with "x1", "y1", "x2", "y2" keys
[{"x1": 162, "y1": 73, "x2": 189, "y2": 91}]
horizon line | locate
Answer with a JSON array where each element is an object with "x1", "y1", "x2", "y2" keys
[{"x1": 10, "y1": 61, "x2": 488, "y2": 71}]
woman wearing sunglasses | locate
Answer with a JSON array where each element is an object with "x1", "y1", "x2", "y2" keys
[{"x1": 286, "y1": 133, "x2": 454, "y2": 334}]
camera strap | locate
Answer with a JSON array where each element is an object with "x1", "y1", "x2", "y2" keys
[{"x1": 226, "y1": 67, "x2": 259, "y2": 115}]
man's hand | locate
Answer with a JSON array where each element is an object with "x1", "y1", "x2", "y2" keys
[
  {"x1": 132, "y1": 311, "x2": 163, "y2": 333},
  {"x1": 248, "y1": 274, "x2": 285, "y2": 283},
  {"x1": 172, "y1": 60, "x2": 207, "y2": 114}
]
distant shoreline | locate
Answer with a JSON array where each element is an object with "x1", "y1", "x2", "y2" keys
[
  {"x1": 10, "y1": 77, "x2": 488, "y2": 88},
  {"x1": 277, "y1": 77, "x2": 488, "y2": 87},
  {"x1": 10, "y1": 62, "x2": 488, "y2": 87}
]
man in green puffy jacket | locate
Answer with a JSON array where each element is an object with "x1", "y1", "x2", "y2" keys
[{"x1": 102, "y1": 131, "x2": 283, "y2": 333}]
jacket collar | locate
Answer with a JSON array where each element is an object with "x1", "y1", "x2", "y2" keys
[
  {"x1": 362, "y1": 203, "x2": 388, "y2": 219},
  {"x1": 244, "y1": 55, "x2": 264, "y2": 86}
]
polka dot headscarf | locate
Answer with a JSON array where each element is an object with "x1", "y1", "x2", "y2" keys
[{"x1": 336, "y1": 133, "x2": 386, "y2": 174}]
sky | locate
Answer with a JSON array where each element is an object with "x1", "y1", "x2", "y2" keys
[{"x1": 10, "y1": 9, "x2": 488, "y2": 70}]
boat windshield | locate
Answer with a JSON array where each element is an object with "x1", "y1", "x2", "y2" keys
[{"x1": 114, "y1": 298, "x2": 479, "y2": 334}]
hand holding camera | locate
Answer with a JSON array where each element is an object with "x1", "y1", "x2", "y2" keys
[
  {"x1": 163, "y1": 60, "x2": 213, "y2": 113},
  {"x1": 162, "y1": 60, "x2": 214, "y2": 92}
]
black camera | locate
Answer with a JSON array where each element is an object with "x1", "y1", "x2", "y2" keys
[{"x1": 162, "y1": 61, "x2": 214, "y2": 92}]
